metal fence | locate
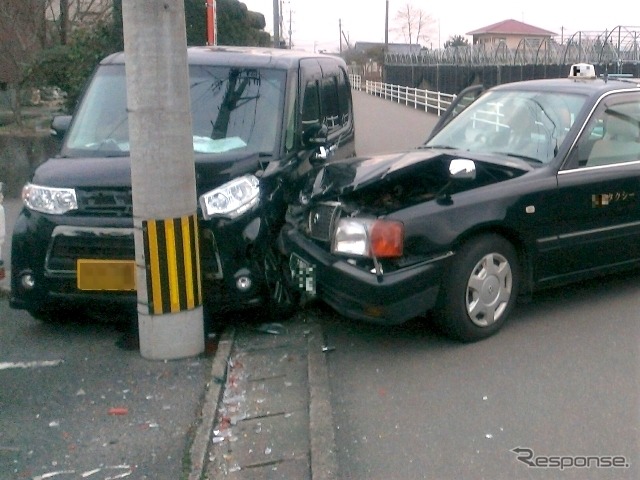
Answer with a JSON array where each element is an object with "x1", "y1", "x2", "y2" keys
[
  {"x1": 385, "y1": 26, "x2": 640, "y2": 67},
  {"x1": 349, "y1": 74, "x2": 455, "y2": 116}
]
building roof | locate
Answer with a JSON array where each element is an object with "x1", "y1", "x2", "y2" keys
[{"x1": 467, "y1": 19, "x2": 556, "y2": 36}]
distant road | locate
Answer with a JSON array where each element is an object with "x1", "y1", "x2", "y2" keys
[{"x1": 353, "y1": 89, "x2": 439, "y2": 156}]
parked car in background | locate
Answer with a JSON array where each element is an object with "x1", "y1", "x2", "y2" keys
[
  {"x1": 280, "y1": 63, "x2": 640, "y2": 342},
  {"x1": 10, "y1": 46, "x2": 355, "y2": 321},
  {"x1": 0, "y1": 182, "x2": 5, "y2": 281}
]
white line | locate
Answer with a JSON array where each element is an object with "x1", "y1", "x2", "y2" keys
[{"x1": 0, "y1": 359, "x2": 64, "y2": 370}]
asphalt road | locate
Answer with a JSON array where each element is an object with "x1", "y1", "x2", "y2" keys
[
  {"x1": 319, "y1": 272, "x2": 639, "y2": 479},
  {"x1": 0, "y1": 299, "x2": 214, "y2": 479}
]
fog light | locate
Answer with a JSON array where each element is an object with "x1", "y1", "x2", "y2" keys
[
  {"x1": 21, "y1": 273, "x2": 36, "y2": 290},
  {"x1": 236, "y1": 276, "x2": 252, "y2": 292}
]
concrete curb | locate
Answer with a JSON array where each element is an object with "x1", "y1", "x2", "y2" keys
[
  {"x1": 308, "y1": 323, "x2": 339, "y2": 480},
  {"x1": 188, "y1": 327, "x2": 236, "y2": 480}
]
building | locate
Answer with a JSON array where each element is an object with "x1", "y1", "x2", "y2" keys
[{"x1": 467, "y1": 19, "x2": 556, "y2": 50}]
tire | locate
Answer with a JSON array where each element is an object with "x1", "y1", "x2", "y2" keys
[
  {"x1": 437, "y1": 234, "x2": 520, "y2": 342},
  {"x1": 263, "y1": 246, "x2": 299, "y2": 319}
]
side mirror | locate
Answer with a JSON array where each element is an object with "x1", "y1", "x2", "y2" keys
[
  {"x1": 449, "y1": 158, "x2": 476, "y2": 180},
  {"x1": 302, "y1": 122, "x2": 328, "y2": 147},
  {"x1": 50, "y1": 115, "x2": 72, "y2": 141}
]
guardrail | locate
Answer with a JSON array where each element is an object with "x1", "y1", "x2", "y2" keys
[{"x1": 348, "y1": 74, "x2": 455, "y2": 116}]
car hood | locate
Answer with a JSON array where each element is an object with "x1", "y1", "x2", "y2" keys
[
  {"x1": 304, "y1": 147, "x2": 532, "y2": 200},
  {"x1": 31, "y1": 153, "x2": 267, "y2": 195}
]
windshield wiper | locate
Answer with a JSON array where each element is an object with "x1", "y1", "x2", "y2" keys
[
  {"x1": 419, "y1": 144, "x2": 457, "y2": 150},
  {"x1": 495, "y1": 151, "x2": 544, "y2": 164}
]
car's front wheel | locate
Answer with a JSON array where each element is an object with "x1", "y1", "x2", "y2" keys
[
  {"x1": 263, "y1": 246, "x2": 299, "y2": 319},
  {"x1": 437, "y1": 234, "x2": 520, "y2": 342}
]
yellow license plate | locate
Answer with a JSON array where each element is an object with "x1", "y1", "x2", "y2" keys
[{"x1": 77, "y1": 259, "x2": 136, "y2": 291}]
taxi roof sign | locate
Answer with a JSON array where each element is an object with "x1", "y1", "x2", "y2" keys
[{"x1": 569, "y1": 63, "x2": 596, "y2": 79}]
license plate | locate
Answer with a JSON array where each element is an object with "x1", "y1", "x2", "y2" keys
[
  {"x1": 289, "y1": 253, "x2": 316, "y2": 295},
  {"x1": 77, "y1": 259, "x2": 136, "y2": 291}
]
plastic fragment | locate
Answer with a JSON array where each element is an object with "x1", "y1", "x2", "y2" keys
[
  {"x1": 256, "y1": 323, "x2": 284, "y2": 335},
  {"x1": 265, "y1": 446, "x2": 272, "y2": 455},
  {"x1": 108, "y1": 407, "x2": 129, "y2": 416}
]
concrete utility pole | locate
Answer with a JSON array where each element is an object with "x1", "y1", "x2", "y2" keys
[
  {"x1": 272, "y1": 0, "x2": 280, "y2": 47},
  {"x1": 121, "y1": 0, "x2": 204, "y2": 360}
]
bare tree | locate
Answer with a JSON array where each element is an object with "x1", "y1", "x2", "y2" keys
[
  {"x1": 393, "y1": 2, "x2": 435, "y2": 46},
  {"x1": 46, "y1": 0, "x2": 113, "y2": 45},
  {"x1": 0, "y1": 0, "x2": 47, "y2": 126},
  {"x1": 0, "y1": 0, "x2": 113, "y2": 126}
]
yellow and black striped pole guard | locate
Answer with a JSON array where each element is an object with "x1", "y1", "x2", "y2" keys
[{"x1": 142, "y1": 214, "x2": 202, "y2": 315}]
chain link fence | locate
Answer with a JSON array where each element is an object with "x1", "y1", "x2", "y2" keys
[{"x1": 383, "y1": 26, "x2": 640, "y2": 94}]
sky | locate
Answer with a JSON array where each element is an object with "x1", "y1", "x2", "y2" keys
[{"x1": 237, "y1": 0, "x2": 631, "y2": 52}]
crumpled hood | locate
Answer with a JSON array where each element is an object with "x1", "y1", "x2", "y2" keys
[{"x1": 305, "y1": 148, "x2": 531, "y2": 200}]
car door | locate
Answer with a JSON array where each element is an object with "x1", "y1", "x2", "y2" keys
[
  {"x1": 426, "y1": 85, "x2": 484, "y2": 142},
  {"x1": 539, "y1": 92, "x2": 640, "y2": 282},
  {"x1": 299, "y1": 59, "x2": 355, "y2": 162}
]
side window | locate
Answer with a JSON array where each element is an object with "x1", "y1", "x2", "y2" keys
[
  {"x1": 302, "y1": 81, "x2": 320, "y2": 127},
  {"x1": 321, "y1": 76, "x2": 340, "y2": 131},
  {"x1": 337, "y1": 70, "x2": 351, "y2": 126},
  {"x1": 581, "y1": 97, "x2": 640, "y2": 168}
]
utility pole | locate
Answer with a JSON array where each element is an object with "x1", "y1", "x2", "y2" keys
[
  {"x1": 121, "y1": 0, "x2": 204, "y2": 360},
  {"x1": 339, "y1": 18, "x2": 342, "y2": 54},
  {"x1": 385, "y1": 0, "x2": 389, "y2": 46},
  {"x1": 273, "y1": 0, "x2": 280, "y2": 47}
]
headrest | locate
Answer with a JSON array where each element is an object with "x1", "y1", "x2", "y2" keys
[{"x1": 606, "y1": 115, "x2": 639, "y2": 140}]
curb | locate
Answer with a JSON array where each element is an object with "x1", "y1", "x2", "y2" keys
[{"x1": 188, "y1": 327, "x2": 236, "y2": 480}]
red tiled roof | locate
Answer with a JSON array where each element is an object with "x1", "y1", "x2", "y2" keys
[{"x1": 467, "y1": 19, "x2": 557, "y2": 36}]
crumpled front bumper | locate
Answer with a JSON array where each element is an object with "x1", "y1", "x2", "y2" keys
[{"x1": 279, "y1": 225, "x2": 448, "y2": 325}]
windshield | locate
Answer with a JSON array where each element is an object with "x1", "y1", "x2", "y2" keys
[
  {"x1": 426, "y1": 89, "x2": 587, "y2": 164},
  {"x1": 65, "y1": 64, "x2": 286, "y2": 156}
]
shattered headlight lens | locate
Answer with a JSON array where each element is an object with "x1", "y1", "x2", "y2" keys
[
  {"x1": 22, "y1": 183, "x2": 78, "y2": 215},
  {"x1": 199, "y1": 174, "x2": 260, "y2": 220},
  {"x1": 332, "y1": 218, "x2": 404, "y2": 258}
]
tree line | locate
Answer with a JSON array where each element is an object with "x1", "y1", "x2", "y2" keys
[{"x1": 0, "y1": 0, "x2": 270, "y2": 126}]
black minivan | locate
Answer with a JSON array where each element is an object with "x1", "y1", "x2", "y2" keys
[{"x1": 10, "y1": 46, "x2": 355, "y2": 321}]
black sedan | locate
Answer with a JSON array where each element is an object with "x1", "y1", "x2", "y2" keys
[{"x1": 280, "y1": 64, "x2": 640, "y2": 342}]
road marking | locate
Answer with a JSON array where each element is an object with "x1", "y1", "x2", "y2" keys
[{"x1": 0, "y1": 359, "x2": 64, "y2": 370}]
